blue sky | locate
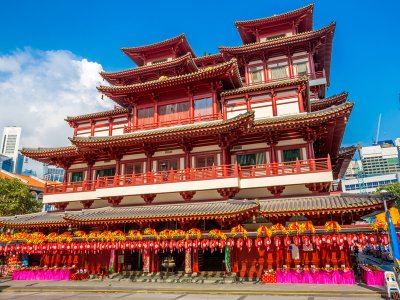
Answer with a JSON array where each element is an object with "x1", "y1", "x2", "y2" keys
[{"x1": 0, "y1": 0, "x2": 399, "y2": 148}]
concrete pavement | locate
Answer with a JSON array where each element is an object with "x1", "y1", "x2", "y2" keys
[{"x1": 0, "y1": 278, "x2": 388, "y2": 299}]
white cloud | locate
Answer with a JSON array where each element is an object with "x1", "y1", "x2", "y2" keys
[{"x1": 0, "y1": 48, "x2": 113, "y2": 149}]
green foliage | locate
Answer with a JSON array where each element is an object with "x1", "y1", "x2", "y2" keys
[
  {"x1": 0, "y1": 177, "x2": 42, "y2": 216},
  {"x1": 376, "y1": 182, "x2": 400, "y2": 208}
]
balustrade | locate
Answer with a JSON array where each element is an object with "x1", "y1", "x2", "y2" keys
[{"x1": 44, "y1": 157, "x2": 331, "y2": 195}]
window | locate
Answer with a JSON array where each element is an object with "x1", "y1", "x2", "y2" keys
[
  {"x1": 151, "y1": 59, "x2": 167, "y2": 65},
  {"x1": 270, "y1": 66, "x2": 287, "y2": 80},
  {"x1": 295, "y1": 63, "x2": 307, "y2": 76},
  {"x1": 249, "y1": 66, "x2": 264, "y2": 84},
  {"x1": 262, "y1": 34, "x2": 286, "y2": 41},
  {"x1": 125, "y1": 162, "x2": 143, "y2": 175},
  {"x1": 71, "y1": 171, "x2": 83, "y2": 182},
  {"x1": 194, "y1": 98, "x2": 213, "y2": 117},
  {"x1": 137, "y1": 107, "x2": 154, "y2": 126},
  {"x1": 237, "y1": 152, "x2": 265, "y2": 166},
  {"x1": 282, "y1": 149, "x2": 301, "y2": 162},
  {"x1": 196, "y1": 156, "x2": 215, "y2": 168},
  {"x1": 158, "y1": 159, "x2": 179, "y2": 171},
  {"x1": 158, "y1": 102, "x2": 190, "y2": 123},
  {"x1": 95, "y1": 168, "x2": 116, "y2": 178}
]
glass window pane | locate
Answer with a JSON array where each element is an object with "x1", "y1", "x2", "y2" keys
[
  {"x1": 270, "y1": 66, "x2": 287, "y2": 79},
  {"x1": 138, "y1": 107, "x2": 154, "y2": 126},
  {"x1": 194, "y1": 98, "x2": 213, "y2": 117},
  {"x1": 71, "y1": 171, "x2": 83, "y2": 182},
  {"x1": 96, "y1": 168, "x2": 116, "y2": 178},
  {"x1": 296, "y1": 63, "x2": 307, "y2": 75},
  {"x1": 237, "y1": 152, "x2": 265, "y2": 166},
  {"x1": 282, "y1": 149, "x2": 301, "y2": 162},
  {"x1": 125, "y1": 163, "x2": 142, "y2": 174}
]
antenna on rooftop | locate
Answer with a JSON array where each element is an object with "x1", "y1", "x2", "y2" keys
[{"x1": 375, "y1": 113, "x2": 381, "y2": 145}]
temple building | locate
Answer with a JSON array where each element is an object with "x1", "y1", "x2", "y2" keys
[{"x1": 3, "y1": 4, "x2": 394, "y2": 282}]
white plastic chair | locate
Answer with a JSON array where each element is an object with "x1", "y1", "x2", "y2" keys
[{"x1": 385, "y1": 271, "x2": 399, "y2": 299}]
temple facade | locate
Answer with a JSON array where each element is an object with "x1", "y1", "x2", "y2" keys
[{"x1": 5, "y1": 4, "x2": 393, "y2": 281}]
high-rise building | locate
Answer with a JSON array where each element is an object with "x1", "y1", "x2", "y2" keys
[
  {"x1": 360, "y1": 141, "x2": 400, "y2": 176},
  {"x1": 0, "y1": 154, "x2": 14, "y2": 172},
  {"x1": 0, "y1": 127, "x2": 21, "y2": 173},
  {"x1": 43, "y1": 164, "x2": 65, "y2": 182}
]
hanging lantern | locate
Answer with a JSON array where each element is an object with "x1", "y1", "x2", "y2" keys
[
  {"x1": 338, "y1": 235, "x2": 345, "y2": 250},
  {"x1": 154, "y1": 240, "x2": 160, "y2": 253},
  {"x1": 201, "y1": 239, "x2": 209, "y2": 250},
  {"x1": 293, "y1": 236, "x2": 301, "y2": 247},
  {"x1": 210, "y1": 239, "x2": 217, "y2": 252},
  {"x1": 369, "y1": 234, "x2": 377, "y2": 245},
  {"x1": 137, "y1": 241, "x2": 143, "y2": 250},
  {"x1": 169, "y1": 240, "x2": 176, "y2": 250},
  {"x1": 184, "y1": 239, "x2": 192, "y2": 250},
  {"x1": 381, "y1": 234, "x2": 389, "y2": 246},
  {"x1": 236, "y1": 238, "x2": 244, "y2": 251},
  {"x1": 218, "y1": 239, "x2": 226, "y2": 252},
  {"x1": 177, "y1": 240, "x2": 185, "y2": 252},
  {"x1": 284, "y1": 236, "x2": 291, "y2": 248},
  {"x1": 255, "y1": 237, "x2": 263, "y2": 249},
  {"x1": 226, "y1": 238, "x2": 235, "y2": 248},
  {"x1": 332, "y1": 235, "x2": 338, "y2": 244},
  {"x1": 302, "y1": 236, "x2": 310, "y2": 247},
  {"x1": 264, "y1": 237, "x2": 271, "y2": 250},
  {"x1": 274, "y1": 236, "x2": 281, "y2": 249},
  {"x1": 246, "y1": 238, "x2": 253, "y2": 251},
  {"x1": 192, "y1": 239, "x2": 199, "y2": 251}
]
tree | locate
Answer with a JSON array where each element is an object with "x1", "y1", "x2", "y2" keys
[
  {"x1": 0, "y1": 177, "x2": 42, "y2": 216},
  {"x1": 376, "y1": 182, "x2": 400, "y2": 209}
]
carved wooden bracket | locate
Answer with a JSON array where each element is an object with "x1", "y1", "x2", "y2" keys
[
  {"x1": 180, "y1": 191, "x2": 196, "y2": 202},
  {"x1": 180, "y1": 138, "x2": 193, "y2": 153},
  {"x1": 52, "y1": 202, "x2": 69, "y2": 211},
  {"x1": 105, "y1": 196, "x2": 123, "y2": 206},
  {"x1": 141, "y1": 194, "x2": 157, "y2": 204},
  {"x1": 305, "y1": 182, "x2": 330, "y2": 193},
  {"x1": 217, "y1": 187, "x2": 240, "y2": 200},
  {"x1": 267, "y1": 186, "x2": 285, "y2": 196},
  {"x1": 142, "y1": 143, "x2": 156, "y2": 158},
  {"x1": 264, "y1": 132, "x2": 280, "y2": 146},
  {"x1": 302, "y1": 127, "x2": 317, "y2": 142},
  {"x1": 80, "y1": 200, "x2": 94, "y2": 209}
]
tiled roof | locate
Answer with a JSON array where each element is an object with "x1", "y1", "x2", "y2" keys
[
  {"x1": 219, "y1": 23, "x2": 335, "y2": 54},
  {"x1": 70, "y1": 111, "x2": 254, "y2": 146},
  {"x1": 100, "y1": 53, "x2": 198, "y2": 85},
  {"x1": 311, "y1": 92, "x2": 348, "y2": 112},
  {"x1": 0, "y1": 170, "x2": 51, "y2": 189},
  {"x1": 97, "y1": 59, "x2": 242, "y2": 97},
  {"x1": 193, "y1": 54, "x2": 225, "y2": 66},
  {"x1": 221, "y1": 77, "x2": 308, "y2": 97},
  {"x1": 64, "y1": 199, "x2": 259, "y2": 224},
  {"x1": 65, "y1": 107, "x2": 129, "y2": 122},
  {"x1": 0, "y1": 211, "x2": 78, "y2": 228},
  {"x1": 252, "y1": 102, "x2": 353, "y2": 130},
  {"x1": 259, "y1": 193, "x2": 390, "y2": 216},
  {"x1": 332, "y1": 146, "x2": 357, "y2": 180},
  {"x1": 121, "y1": 34, "x2": 196, "y2": 65},
  {"x1": 21, "y1": 146, "x2": 77, "y2": 157},
  {"x1": 235, "y1": 4, "x2": 314, "y2": 27}
]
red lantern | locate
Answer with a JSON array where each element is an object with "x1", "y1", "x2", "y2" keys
[
  {"x1": 226, "y1": 238, "x2": 234, "y2": 248},
  {"x1": 302, "y1": 236, "x2": 310, "y2": 247},
  {"x1": 332, "y1": 235, "x2": 337, "y2": 244},
  {"x1": 381, "y1": 234, "x2": 389, "y2": 246},
  {"x1": 369, "y1": 235, "x2": 377, "y2": 245},
  {"x1": 154, "y1": 240, "x2": 160, "y2": 253},
  {"x1": 246, "y1": 238, "x2": 253, "y2": 251},
  {"x1": 293, "y1": 236, "x2": 300, "y2": 247},
  {"x1": 284, "y1": 236, "x2": 291, "y2": 247},
  {"x1": 255, "y1": 237, "x2": 263, "y2": 249},
  {"x1": 210, "y1": 239, "x2": 217, "y2": 251},
  {"x1": 218, "y1": 239, "x2": 226, "y2": 252},
  {"x1": 169, "y1": 240, "x2": 176, "y2": 250},
  {"x1": 192, "y1": 239, "x2": 199, "y2": 251},
  {"x1": 201, "y1": 239, "x2": 209, "y2": 250},
  {"x1": 338, "y1": 235, "x2": 345, "y2": 250},
  {"x1": 274, "y1": 236, "x2": 281, "y2": 249},
  {"x1": 185, "y1": 240, "x2": 192, "y2": 250},
  {"x1": 264, "y1": 237, "x2": 271, "y2": 250},
  {"x1": 236, "y1": 238, "x2": 244, "y2": 250},
  {"x1": 137, "y1": 241, "x2": 143, "y2": 250}
]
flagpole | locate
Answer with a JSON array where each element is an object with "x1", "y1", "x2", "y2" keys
[{"x1": 381, "y1": 190, "x2": 400, "y2": 282}]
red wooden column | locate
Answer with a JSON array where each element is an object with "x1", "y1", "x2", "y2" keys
[
  {"x1": 143, "y1": 145, "x2": 156, "y2": 173},
  {"x1": 90, "y1": 119, "x2": 96, "y2": 136},
  {"x1": 181, "y1": 140, "x2": 193, "y2": 169},
  {"x1": 271, "y1": 90, "x2": 278, "y2": 116},
  {"x1": 297, "y1": 85, "x2": 305, "y2": 113},
  {"x1": 211, "y1": 82, "x2": 219, "y2": 116},
  {"x1": 188, "y1": 88, "x2": 194, "y2": 119},
  {"x1": 287, "y1": 47, "x2": 294, "y2": 78},
  {"x1": 133, "y1": 105, "x2": 138, "y2": 127},
  {"x1": 266, "y1": 134, "x2": 279, "y2": 163},
  {"x1": 192, "y1": 251, "x2": 199, "y2": 273},
  {"x1": 108, "y1": 117, "x2": 113, "y2": 136}
]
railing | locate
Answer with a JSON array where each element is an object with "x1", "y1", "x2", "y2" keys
[
  {"x1": 247, "y1": 70, "x2": 326, "y2": 86},
  {"x1": 124, "y1": 113, "x2": 222, "y2": 133},
  {"x1": 44, "y1": 157, "x2": 331, "y2": 195},
  {"x1": 239, "y1": 158, "x2": 331, "y2": 178}
]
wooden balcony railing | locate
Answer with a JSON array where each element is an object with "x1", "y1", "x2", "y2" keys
[
  {"x1": 44, "y1": 157, "x2": 331, "y2": 195},
  {"x1": 247, "y1": 70, "x2": 326, "y2": 86},
  {"x1": 124, "y1": 113, "x2": 222, "y2": 133}
]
